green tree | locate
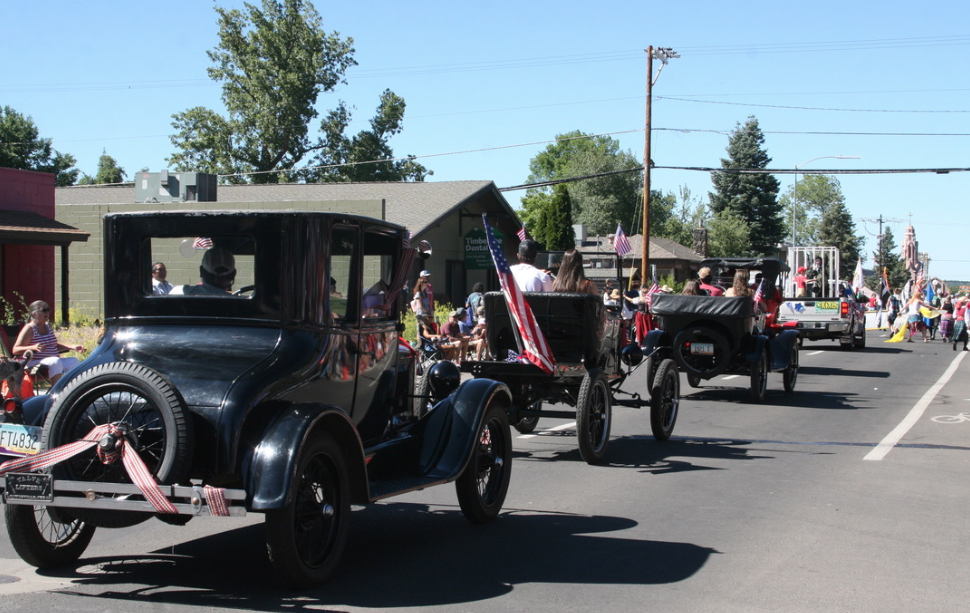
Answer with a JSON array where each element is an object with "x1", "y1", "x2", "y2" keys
[
  {"x1": 303, "y1": 89, "x2": 430, "y2": 182},
  {"x1": 817, "y1": 199, "x2": 864, "y2": 280},
  {"x1": 535, "y1": 184, "x2": 575, "y2": 251},
  {"x1": 0, "y1": 106, "x2": 79, "y2": 185},
  {"x1": 169, "y1": 0, "x2": 425, "y2": 183},
  {"x1": 780, "y1": 174, "x2": 851, "y2": 246},
  {"x1": 79, "y1": 149, "x2": 127, "y2": 185},
  {"x1": 709, "y1": 117, "x2": 783, "y2": 255},
  {"x1": 868, "y1": 226, "x2": 908, "y2": 291},
  {"x1": 706, "y1": 209, "x2": 751, "y2": 257},
  {"x1": 521, "y1": 130, "x2": 642, "y2": 236}
]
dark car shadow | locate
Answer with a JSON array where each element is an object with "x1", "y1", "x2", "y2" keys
[
  {"x1": 40, "y1": 505, "x2": 716, "y2": 609},
  {"x1": 796, "y1": 366, "x2": 890, "y2": 378},
  {"x1": 683, "y1": 385, "x2": 863, "y2": 410}
]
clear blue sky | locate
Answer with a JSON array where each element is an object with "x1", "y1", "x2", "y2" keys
[{"x1": 3, "y1": 0, "x2": 968, "y2": 280}]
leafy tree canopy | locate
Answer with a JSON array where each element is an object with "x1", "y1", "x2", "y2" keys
[
  {"x1": 169, "y1": 0, "x2": 427, "y2": 183},
  {"x1": 78, "y1": 149, "x2": 127, "y2": 185},
  {"x1": 709, "y1": 116, "x2": 784, "y2": 255},
  {"x1": 520, "y1": 131, "x2": 641, "y2": 236},
  {"x1": 0, "y1": 105, "x2": 79, "y2": 186},
  {"x1": 534, "y1": 184, "x2": 576, "y2": 251}
]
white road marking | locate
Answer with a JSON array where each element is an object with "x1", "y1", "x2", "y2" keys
[
  {"x1": 864, "y1": 351, "x2": 968, "y2": 461},
  {"x1": 518, "y1": 421, "x2": 575, "y2": 439},
  {"x1": 721, "y1": 375, "x2": 740, "y2": 380},
  {"x1": 808, "y1": 351, "x2": 824, "y2": 356}
]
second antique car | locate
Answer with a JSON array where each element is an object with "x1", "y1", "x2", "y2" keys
[
  {"x1": 0, "y1": 210, "x2": 513, "y2": 589},
  {"x1": 648, "y1": 257, "x2": 800, "y2": 403}
]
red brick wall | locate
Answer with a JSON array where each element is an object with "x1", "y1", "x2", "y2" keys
[{"x1": 0, "y1": 169, "x2": 56, "y2": 318}]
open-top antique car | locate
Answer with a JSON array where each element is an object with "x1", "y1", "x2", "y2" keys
[
  {"x1": 648, "y1": 257, "x2": 800, "y2": 403},
  {"x1": 461, "y1": 285, "x2": 680, "y2": 465},
  {"x1": 0, "y1": 210, "x2": 513, "y2": 589}
]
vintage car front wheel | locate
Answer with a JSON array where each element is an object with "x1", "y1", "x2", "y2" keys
[
  {"x1": 749, "y1": 348, "x2": 769, "y2": 403},
  {"x1": 42, "y1": 362, "x2": 194, "y2": 528},
  {"x1": 650, "y1": 358, "x2": 680, "y2": 441},
  {"x1": 4, "y1": 504, "x2": 96, "y2": 569},
  {"x1": 783, "y1": 343, "x2": 799, "y2": 393},
  {"x1": 456, "y1": 400, "x2": 512, "y2": 524},
  {"x1": 266, "y1": 431, "x2": 351, "y2": 589},
  {"x1": 576, "y1": 370, "x2": 612, "y2": 464},
  {"x1": 513, "y1": 401, "x2": 542, "y2": 434}
]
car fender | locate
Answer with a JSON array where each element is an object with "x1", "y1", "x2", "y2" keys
[
  {"x1": 768, "y1": 330, "x2": 800, "y2": 371},
  {"x1": 641, "y1": 329, "x2": 671, "y2": 357},
  {"x1": 416, "y1": 378, "x2": 512, "y2": 482},
  {"x1": 245, "y1": 404, "x2": 368, "y2": 510},
  {"x1": 744, "y1": 334, "x2": 769, "y2": 365}
]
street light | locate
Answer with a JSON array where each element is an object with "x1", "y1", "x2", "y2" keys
[{"x1": 792, "y1": 155, "x2": 860, "y2": 246}]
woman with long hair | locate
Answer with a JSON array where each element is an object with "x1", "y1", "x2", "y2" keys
[
  {"x1": 681, "y1": 279, "x2": 706, "y2": 296},
  {"x1": 724, "y1": 270, "x2": 753, "y2": 297},
  {"x1": 552, "y1": 249, "x2": 598, "y2": 295}
]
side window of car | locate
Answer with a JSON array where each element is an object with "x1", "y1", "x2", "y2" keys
[
  {"x1": 330, "y1": 226, "x2": 357, "y2": 321},
  {"x1": 362, "y1": 229, "x2": 398, "y2": 320}
]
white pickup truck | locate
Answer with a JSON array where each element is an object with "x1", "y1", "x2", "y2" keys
[{"x1": 777, "y1": 285, "x2": 867, "y2": 349}]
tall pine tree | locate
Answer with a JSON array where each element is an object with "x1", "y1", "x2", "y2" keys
[
  {"x1": 817, "y1": 199, "x2": 864, "y2": 280},
  {"x1": 709, "y1": 117, "x2": 784, "y2": 255},
  {"x1": 536, "y1": 184, "x2": 575, "y2": 251}
]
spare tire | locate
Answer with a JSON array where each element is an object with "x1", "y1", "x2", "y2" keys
[
  {"x1": 42, "y1": 362, "x2": 194, "y2": 528},
  {"x1": 671, "y1": 326, "x2": 731, "y2": 379}
]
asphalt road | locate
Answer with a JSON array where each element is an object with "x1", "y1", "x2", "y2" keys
[{"x1": 2, "y1": 330, "x2": 969, "y2": 612}]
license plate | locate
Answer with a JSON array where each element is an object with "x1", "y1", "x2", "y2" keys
[
  {"x1": 4, "y1": 472, "x2": 52, "y2": 502},
  {"x1": 0, "y1": 423, "x2": 43, "y2": 458},
  {"x1": 691, "y1": 343, "x2": 714, "y2": 356}
]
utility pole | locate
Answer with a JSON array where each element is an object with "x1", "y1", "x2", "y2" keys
[
  {"x1": 862, "y1": 214, "x2": 904, "y2": 285},
  {"x1": 641, "y1": 46, "x2": 678, "y2": 284}
]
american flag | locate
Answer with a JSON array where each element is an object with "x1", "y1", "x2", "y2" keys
[
  {"x1": 644, "y1": 279, "x2": 660, "y2": 310},
  {"x1": 915, "y1": 262, "x2": 924, "y2": 290},
  {"x1": 482, "y1": 214, "x2": 555, "y2": 375},
  {"x1": 517, "y1": 225, "x2": 528, "y2": 241},
  {"x1": 753, "y1": 279, "x2": 765, "y2": 304},
  {"x1": 403, "y1": 231, "x2": 412, "y2": 250},
  {"x1": 192, "y1": 237, "x2": 213, "y2": 249},
  {"x1": 613, "y1": 223, "x2": 632, "y2": 256}
]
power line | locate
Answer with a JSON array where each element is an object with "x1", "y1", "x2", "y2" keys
[{"x1": 659, "y1": 96, "x2": 970, "y2": 114}]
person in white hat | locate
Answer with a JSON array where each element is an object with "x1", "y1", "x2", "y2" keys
[{"x1": 412, "y1": 270, "x2": 434, "y2": 317}]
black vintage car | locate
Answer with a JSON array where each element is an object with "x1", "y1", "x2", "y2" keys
[
  {"x1": 462, "y1": 284, "x2": 680, "y2": 465},
  {"x1": 0, "y1": 211, "x2": 513, "y2": 588},
  {"x1": 647, "y1": 258, "x2": 800, "y2": 403}
]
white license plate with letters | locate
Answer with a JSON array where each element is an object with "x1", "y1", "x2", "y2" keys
[{"x1": 690, "y1": 343, "x2": 714, "y2": 356}]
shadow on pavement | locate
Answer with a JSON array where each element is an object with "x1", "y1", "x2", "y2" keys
[{"x1": 37, "y1": 504, "x2": 716, "y2": 609}]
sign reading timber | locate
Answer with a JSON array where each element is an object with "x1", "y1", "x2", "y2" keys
[{"x1": 464, "y1": 226, "x2": 504, "y2": 270}]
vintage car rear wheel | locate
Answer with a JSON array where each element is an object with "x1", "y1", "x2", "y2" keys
[
  {"x1": 42, "y1": 362, "x2": 194, "y2": 528},
  {"x1": 672, "y1": 327, "x2": 731, "y2": 379},
  {"x1": 4, "y1": 504, "x2": 96, "y2": 569},
  {"x1": 576, "y1": 370, "x2": 612, "y2": 464},
  {"x1": 513, "y1": 402, "x2": 542, "y2": 434},
  {"x1": 783, "y1": 344, "x2": 799, "y2": 393},
  {"x1": 686, "y1": 373, "x2": 702, "y2": 388},
  {"x1": 456, "y1": 400, "x2": 512, "y2": 524},
  {"x1": 266, "y1": 431, "x2": 350, "y2": 588},
  {"x1": 749, "y1": 348, "x2": 769, "y2": 403},
  {"x1": 650, "y1": 358, "x2": 680, "y2": 441}
]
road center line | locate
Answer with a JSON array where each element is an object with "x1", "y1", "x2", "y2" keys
[
  {"x1": 808, "y1": 350, "x2": 824, "y2": 356},
  {"x1": 864, "y1": 351, "x2": 968, "y2": 461}
]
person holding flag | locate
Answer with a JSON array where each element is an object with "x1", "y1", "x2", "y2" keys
[{"x1": 482, "y1": 215, "x2": 555, "y2": 375}]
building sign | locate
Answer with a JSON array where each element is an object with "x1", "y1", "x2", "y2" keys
[{"x1": 464, "y1": 226, "x2": 503, "y2": 269}]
